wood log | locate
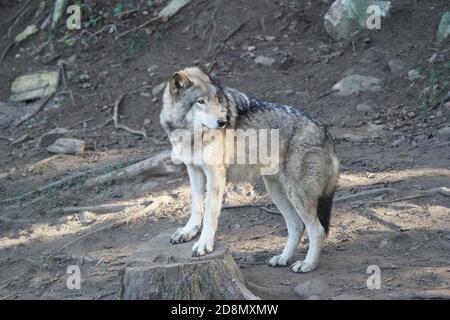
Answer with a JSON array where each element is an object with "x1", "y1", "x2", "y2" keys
[
  {"x1": 47, "y1": 138, "x2": 85, "y2": 154},
  {"x1": 119, "y1": 229, "x2": 259, "y2": 300},
  {"x1": 84, "y1": 150, "x2": 180, "y2": 188}
]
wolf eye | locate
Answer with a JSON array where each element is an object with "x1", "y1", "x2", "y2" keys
[{"x1": 196, "y1": 98, "x2": 205, "y2": 105}]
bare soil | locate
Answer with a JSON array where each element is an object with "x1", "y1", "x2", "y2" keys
[{"x1": 0, "y1": 0, "x2": 449, "y2": 300}]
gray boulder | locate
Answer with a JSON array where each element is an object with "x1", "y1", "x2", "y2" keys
[
  {"x1": 324, "y1": 0, "x2": 391, "y2": 40},
  {"x1": 437, "y1": 11, "x2": 450, "y2": 43}
]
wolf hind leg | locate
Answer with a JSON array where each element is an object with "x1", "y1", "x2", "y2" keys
[
  {"x1": 263, "y1": 176, "x2": 305, "y2": 267},
  {"x1": 285, "y1": 188, "x2": 326, "y2": 273}
]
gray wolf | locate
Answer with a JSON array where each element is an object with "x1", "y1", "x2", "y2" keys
[{"x1": 159, "y1": 67, "x2": 339, "y2": 273}]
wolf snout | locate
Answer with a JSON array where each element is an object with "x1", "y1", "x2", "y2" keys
[{"x1": 217, "y1": 119, "x2": 227, "y2": 128}]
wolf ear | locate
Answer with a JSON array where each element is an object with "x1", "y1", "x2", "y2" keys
[
  {"x1": 170, "y1": 72, "x2": 191, "y2": 96},
  {"x1": 207, "y1": 62, "x2": 219, "y2": 82}
]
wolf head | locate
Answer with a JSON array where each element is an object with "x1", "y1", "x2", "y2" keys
[{"x1": 160, "y1": 67, "x2": 229, "y2": 133}]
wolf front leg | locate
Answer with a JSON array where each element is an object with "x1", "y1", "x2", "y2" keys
[
  {"x1": 171, "y1": 165, "x2": 206, "y2": 244},
  {"x1": 192, "y1": 166, "x2": 227, "y2": 257}
]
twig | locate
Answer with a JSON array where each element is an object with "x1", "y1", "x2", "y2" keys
[
  {"x1": 49, "y1": 204, "x2": 129, "y2": 215},
  {"x1": 335, "y1": 187, "x2": 398, "y2": 203},
  {"x1": 0, "y1": 0, "x2": 33, "y2": 28},
  {"x1": 359, "y1": 187, "x2": 450, "y2": 206},
  {"x1": 0, "y1": 42, "x2": 15, "y2": 62},
  {"x1": 315, "y1": 89, "x2": 339, "y2": 100},
  {"x1": 191, "y1": 0, "x2": 210, "y2": 38},
  {"x1": 212, "y1": 20, "x2": 248, "y2": 60},
  {"x1": 358, "y1": 209, "x2": 403, "y2": 231},
  {"x1": 430, "y1": 91, "x2": 450, "y2": 110},
  {"x1": 223, "y1": 203, "x2": 273, "y2": 210},
  {"x1": 116, "y1": 16, "x2": 160, "y2": 39},
  {"x1": 12, "y1": 93, "x2": 54, "y2": 128},
  {"x1": 112, "y1": 94, "x2": 147, "y2": 138}
]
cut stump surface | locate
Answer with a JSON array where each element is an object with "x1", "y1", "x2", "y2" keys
[{"x1": 119, "y1": 229, "x2": 259, "y2": 300}]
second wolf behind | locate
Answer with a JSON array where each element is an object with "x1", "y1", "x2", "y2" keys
[{"x1": 160, "y1": 67, "x2": 339, "y2": 273}]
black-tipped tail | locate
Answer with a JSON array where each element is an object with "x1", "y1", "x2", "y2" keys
[{"x1": 317, "y1": 192, "x2": 334, "y2": 235}]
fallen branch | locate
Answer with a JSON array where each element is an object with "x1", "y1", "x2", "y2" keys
[
  {"x1": 116, "y1": 16, "x2": 160, "y2": 39},
  {"x1": 359, "y1": 187, "x2": 450, "y2": 206},
  {"x1": 0, "y1": 158, "x2": 145, "y2": 206},
  {"x1": 48, "y1": 204, "x2": 128, "y2": 215},
  {"x1": 84, "y1": 150, "x2": 179, "y2": 189},
  {"x1": 113, "y1": 94, "x2": 147, "y2": 138},
  {"x1": 334, "y1": 187, "x2": 398, "y2": 203},
  {"x1": 357, "y1": 209, "x2": 403, "y2": 231},
  {"x1": 431, "y1": 91, "x2": 450, "y2": 110},
  {"x1": 0, "y1": 42, "x2": 15, "y2": 62}
]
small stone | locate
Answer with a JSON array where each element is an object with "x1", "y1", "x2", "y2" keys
[
  {"x1": 356, "y1": 103, "x2": 375, "y2": 113},
  {"x1": 307, "y1": 295, "x2": 322, "y2": 300},
  {"x1": 333, "y1": 293, "x2": 368, "y2": 300},
  {"x1": 387, "y1": 59, "x2": 405, "y2": 74},
  {"x1": 152, "y1": 82, "x2": 166, "y2": 96},
  {"x1": 294, "y1": 279, "x2": 330, "y2": 299},
  {"x1": 407, "y1": 69, "x2": 421, "y2": 81},
  {"x1": 255, "y1": 55, "x2": 276, "y2": 66},
  {"x1": 437, "y1": 11, "x2": 450, "y2": 43},
  {"x1": 332, "y1": 74, "x2": 382, "y2": 96},
  {"x1": 437, "y1": 127, "x2": 450, "y2": 139},
  {"x1": 391, "y1": 136, "x2": 406, "y2": 147}
]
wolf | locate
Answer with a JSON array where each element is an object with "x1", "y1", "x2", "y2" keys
[{"x1": 159, "y1": 67, "x2": 339, "y2": 273}]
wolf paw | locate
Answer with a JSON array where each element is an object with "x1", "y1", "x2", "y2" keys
[
  {"x1": 191, "y1": 238, "x2": 214, "y2": 257},
  {"x1": 170, "y1": 226, "x2": 199, "y2": 244},
  {"x1": 268, "y1": 255, "x2": 289, "y2": 267},
  {"x1": 292, "y1": 260, "x2": 317, "y2": 273}
]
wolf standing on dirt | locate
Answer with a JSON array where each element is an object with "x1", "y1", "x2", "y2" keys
[{"x1": 160, "y1": 67, "x2": 339, "y2": 273}]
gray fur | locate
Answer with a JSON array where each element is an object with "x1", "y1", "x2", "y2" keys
[{"x1": 160, "y1": 67, "x2": 339, "y2": 273}]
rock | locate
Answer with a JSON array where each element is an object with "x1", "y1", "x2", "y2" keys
[
  {"x1": 119, "y1": 229, "x2": 259, "y2": 300},
  {"x1": 391, "y1": 136, "x2": 406, "y2": 147},
  {"x1": 10, "y1": 71, "x2": 59, "y2": 102},
  {"x1": 437, "y1": 11, "x2": 450, "y2": 43},
  {"x1": 38, "y1": 128, "x2": 68, "y2": 148},
  {"x1": 255, "y1": 55, "x2": 276, "y2": 66},
  {"x1": 407, "y1": 69, "x2": 421, "y2": 81},
  {"x1": 437, "y1": 127, "x2": 450, "y2": 139},
  {"x1": 294, "y1": 279, "x2": 330, "y2": 299},
  {"x1": 333, "y1": 293, "x2": 368, "y2": 300},
  {"x1": 158, "y1": 0, "x2": 191, "y2": 19},
  {"x1": 15, "y1": 25, "x2": 38, "y2": 43},
  {"x1": 387, "y1": 59, "x2": 405, "y2": 74},
  {"x1": 307, "y1": 295, "x2": 322, "y2": 300},
  {"x1": 332, "y1": 75, "x2": 382, "y2": 96},
  {"x1": 152, "y1": 82, "x2": 166, "y2": 96},
  {"x1": 356, "y1": 103, "x2": 375, "y2": 113},
  {"x1": 324, "y1": 0, "x2": 391, "y2": 40},
  {"x1": 47, "y1": 138, "x2": 85, "y2": 155}
]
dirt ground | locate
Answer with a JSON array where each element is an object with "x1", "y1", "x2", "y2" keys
[{"x1": 0, "y1": 0, "x2": 449, "y2": 300}]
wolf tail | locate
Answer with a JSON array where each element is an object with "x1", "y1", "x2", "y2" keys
[{"x1": 317, "y1": 190, "x2": 335, "y2": 235}]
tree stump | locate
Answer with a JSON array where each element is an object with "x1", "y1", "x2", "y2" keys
[{"x1": 119, "y1": 229, "x2": 259, "y2": 300}]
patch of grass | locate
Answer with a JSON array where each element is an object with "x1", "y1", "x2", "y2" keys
[
  {"x1": 114, "y1": 3, "x2": 124, "y2": 16},
  {"x1": 128, "y1": 36, "x2": 145, "y2": 54},
  {"x1": 419, "y1": 64, "x2": 450, "y2": 110}
]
